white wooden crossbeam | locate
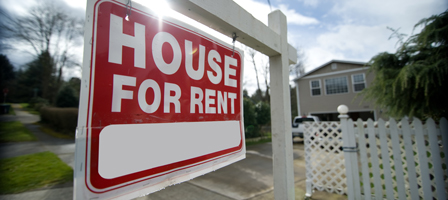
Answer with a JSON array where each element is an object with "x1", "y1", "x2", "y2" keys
[{"x1": 166, "y1": 0, "x2": 298, "y2": 64}]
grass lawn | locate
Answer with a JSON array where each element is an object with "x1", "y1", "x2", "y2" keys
[
  {"x1": 0, "y1": 121, "x2": 37, "y2": 143},
  {"x1": 0, "y1": 151, "x2": 73, "y2": 194}
]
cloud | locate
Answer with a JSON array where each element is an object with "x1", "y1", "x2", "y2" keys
[
  {"x1": 303, "y1": 24, "x2": 397, "y2": 69},
  {"x1": 278, "y1": 4, "x2": 319, "y2": 25},
  {"x1": 305, "y1": 46, "x2": 344, "y2": 70},
  {"x1": 234, "y1": 0, "x2": 319, "y2": 25},
  {"x1": 330, "y1": 0, "x2": 447, "y2": 31},
  {"x1": 296, "y1": 0, "x2": 447, "y2": 69},
  {"x1": 0, "y1": 0, "x2": 36, "y2": 16},
  {"x1": 63, "y1": 0, "x2": 86, "y2": 9},
  {"x1": 297, "y1": 0, "x2": 319, "y2": 8},
  {"x1": 317, "y1": 25, "x2": 395, "y2": 56}
]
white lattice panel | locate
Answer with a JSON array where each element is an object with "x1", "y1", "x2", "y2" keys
[{"x1": 304, "y1": 121, "x2": 347, "y2": 195}]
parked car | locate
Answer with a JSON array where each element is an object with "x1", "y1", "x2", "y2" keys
[{"x1": 292, "y1": 115, "x2": 320, "y2": 138}]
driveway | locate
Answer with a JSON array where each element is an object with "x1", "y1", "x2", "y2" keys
[{"x1": 1, "y1": 105, "x2": 345, "y2": 200}]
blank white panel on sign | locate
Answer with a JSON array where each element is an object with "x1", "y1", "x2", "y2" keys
[{"x1": 98, "y1": 120, "x2": 242, "y2": 179}]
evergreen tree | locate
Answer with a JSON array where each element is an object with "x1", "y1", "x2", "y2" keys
[
  {"x1": 55, "y1": 83, "x2": 79, "y2": 108},
  {"x1": 362, "y1": 10, "x2": 448, "y2": 119},
  {"x1": 290, "y1": 86, "x2": 298, "y2": 121},
  {"x1": 255, "y1": 101, "x2": 270, "y2": 126},
  {"x1": 0, "y1": 54, "x2": 15, "y2": 92},
  {"x1": 243, "y1": 97, "x2": 257, "y2": 138},
  {"x1": 68, "y1": 77, "x2": 81, "y2": 99},
  {"x1": 15, "y1": 51, "x2": 58, "y2": 103}
]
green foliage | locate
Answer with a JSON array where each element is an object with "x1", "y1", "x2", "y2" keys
[
  {"x1": 362, "y1": 10, "x2": 448, "y2": 119},
  {"x1": 255, "y1": 101, "x2": 270, "y2": 125},
  {"x1": 250, "y1": 89, "x2": 264, "y2": 102},
  {"x1": 13, "y1": 51, "x2": 57, "y2": 103},
  {"x1": 290, "y1": 86, "x2": 298, "y2": 121},
  {"x1": 0, "y1": 54, "x2": 15, "y2": 94},
  {"x1": 68, "y1": 77, "x2": 81, "y2": 99},
  {"x1": 0, "y1": 121, "x2": 37, "y2": 143},
  {"x1": 244, "y1": 96, "x2": 272, "y2": 138},
  {"x1": 243, "y1": 89, "x2": 249, "y2": 98},
  {"x1": 55, "y1": 83, "x2": 79, "y2": 108},
  {"x1": 40, "y1": 107, "x2": 78, "y2": 135},
  {"x1": 28, "y1": 97, "x2": 49, "y2": 112},
  {"x1": 0, "y1": 151, "x2": 73, "y2": 194},
  {"x1": 244, "y1": 97, "x2": 258, "y2": 138}
]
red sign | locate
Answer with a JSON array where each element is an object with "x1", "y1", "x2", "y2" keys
[{"x1": 75, "y1": 0, "x2": 245, "y2": 199}]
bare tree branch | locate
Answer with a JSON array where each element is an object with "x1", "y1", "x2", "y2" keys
[
  {"x1": 0, "y1": 0, "x2": 83, "y2": 102},
  {"x1": 290, "y1": 47, "x2": 307, "y2": 79},
  {"x1": 246, "y1": 48, "x2": 261, "y2": 92}
]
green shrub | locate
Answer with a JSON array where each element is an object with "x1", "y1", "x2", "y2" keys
[
  {"x1": 28, "y1": 97, "x2": 49, "y2": 112},
  {"x1": 40, "y1": 107, "x2": 78, "y2": 135},
  {"x1": 55, "y1": 84, "x2": 79, "y2": 108}
]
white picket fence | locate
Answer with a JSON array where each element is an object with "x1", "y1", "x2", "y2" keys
[{"x1": 304, "y1": 115, "x2": 448, "y2": 200}]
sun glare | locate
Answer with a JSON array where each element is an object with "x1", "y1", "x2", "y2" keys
[{"x1": 133, "y1": 0, "x2": 172, "y2": 17}]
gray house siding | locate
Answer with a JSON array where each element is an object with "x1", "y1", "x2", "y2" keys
[{"x1": 295, "y1": 60, "x2": 387, "y2": 121}]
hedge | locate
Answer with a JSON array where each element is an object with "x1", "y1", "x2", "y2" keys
[{"x1": 40, "y1": 107, "x2": 78, "y2": 135}]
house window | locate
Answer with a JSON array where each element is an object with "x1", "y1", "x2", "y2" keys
[
  {"x1": 325, "y1": 76, "x2": 348, "y2": 94},
  {"x1": 310, "y1": 80, "x2": 321, "y2": 96},
  {"x1": 352, "y1": 74, "x2": 366, "y2": 92}
]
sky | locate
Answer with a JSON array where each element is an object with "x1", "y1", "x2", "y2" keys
[{"x1": 1, "y1": 0, "x2": 447, "y2": 95}]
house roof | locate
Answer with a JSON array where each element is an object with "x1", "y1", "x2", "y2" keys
[{"x1": 294, "y1": 59, "x2": 368, "y2": 82}]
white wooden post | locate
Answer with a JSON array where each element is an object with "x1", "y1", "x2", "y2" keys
[
  {"x1": 269, "y1": 10, "x2": 295, "y2": 200},
  {"x1": 166, "y1": 1, "x2": 297, "y2": 200}
]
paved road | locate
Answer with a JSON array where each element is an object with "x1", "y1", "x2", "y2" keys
[{"x1": 0, "y1": 104, "x2": 345, "y2": 200}]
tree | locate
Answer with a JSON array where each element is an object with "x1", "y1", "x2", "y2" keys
[
  {"x1": 255, "y1": 101, "x2": 270, "y2": 126},
  {"x1": 261, "y1": 60, "x2": 270, "y2": 102},
  {"x1": 247, "y1": 48, "x2": 262, "y2": 92},
  {"x1": 290, "y1": 48, "x2": 307, "y2": 79},
  {"x1": 55, "y1": 83, "x2": 79, "y2": 108},
  {"x1": 68, "y1": 77, "x2": 81, "y2": 99},
  {"x1": 243, "y1": 97, "x2": 258, "y2": 138},
  {"x1": 251, "y1": 89, "x2": 264, "y2": 103},
  {"x1": 0, "y1": 1, "x2": 83, "y2": 103},
  {"x1": 0, "y1": 54, "x2": 15, "y2": 91},
  {"x1": 290, "y1": 86, "x2": 298, "y2": 121},
  {"x1": 246, "y1": 47, "x2": 271, "y2": 102},
  {"x1": 14, "y1": 52, "x2": 56, "y2": 102},
  {"x1": 362, "y1": 10, "x2": 448, "y2": 120}
]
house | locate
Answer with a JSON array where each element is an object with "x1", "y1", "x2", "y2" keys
[{"x1": 293, "y1": 60, "x2": 387, "y2": 121}]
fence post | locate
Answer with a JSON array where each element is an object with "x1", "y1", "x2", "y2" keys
[{"x1": 338, "y1": 105, "x2": 359, "y2": 200}]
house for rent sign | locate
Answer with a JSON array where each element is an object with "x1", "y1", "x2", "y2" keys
[{"x1": 74, "y1": 0, "x2": 245, "y2": 199}]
